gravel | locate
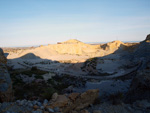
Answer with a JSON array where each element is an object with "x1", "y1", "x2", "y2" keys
[{"x1": 0, "y1": 99, "x2": 59, "y2": 113}]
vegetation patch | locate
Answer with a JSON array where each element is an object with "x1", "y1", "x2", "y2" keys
[
  {"x1": 81, "y1": 57, "x2": 98, "y2": 73},
  {"x1": 10, "y1": 66, "x2": 48, "y2": 77},
  {"x1": 9, "y1": 66, "x2": 86, "y2": 101}
]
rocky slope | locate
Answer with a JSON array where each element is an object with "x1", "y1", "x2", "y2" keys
[
  {"x1": 0, "y1": 89, "x2": 99, "y2": 113},
  {"x1": 124, "y1": 34, "x2": 150, "y2": 103},
  {"x1": 0, "y1": 48, "x2": 7, "y2": 64},
  {"x1": 0, "y1": 48, "x2": 12, "y2": 102},
  {"x1": 125, "y1": 68, "x2": 150, "y2": 103}
]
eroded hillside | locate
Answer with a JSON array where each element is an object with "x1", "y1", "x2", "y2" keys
[
  {"x1": 1, "y1": 35, "x2": 150, "y2": 113},
  {"x1": 4, "y1": 39, "x2": 138, "y2": 61}
]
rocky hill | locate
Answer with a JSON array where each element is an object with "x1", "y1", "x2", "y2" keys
[
  {"x1": 60, "y1": 39, "x2": 84, "y2": 44},
  {"x1": 101, "y1": 40, "x2": 125, "y2": 52},
  {"x1": 5, "y1": 39, "x2": 131, "y2": 61}
]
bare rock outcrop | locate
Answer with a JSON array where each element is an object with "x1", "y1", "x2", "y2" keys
[
  {"x1": 0, "y1": 48, "x2": 13, "y2": 102},
  {"x1": 144, "y1": 34, "x2": 150, "y2": 42},
  {"x1": 0, "y1": 48, "x2": 7, "y2": 64},
  {"x1": 47, "y1": 89, "x2": 99, "y2": 113},
  {"x1": 49, "y1": 39, "x2": 100, "y2": 55},
  {"x1": 101, "y1": 40, "x2": 125, "y2": 53}
]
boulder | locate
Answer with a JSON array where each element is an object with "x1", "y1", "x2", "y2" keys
[
  {"x1": 50, "y1": 95, "x2": 69, "y2": 108},
  {"x1": 73, "y1": 89, "x2": 99, "y2": 111},
  {"x1": 0, "y1": 48, "x2": 13, "y2": 102},
  {"x1": 51, "y1": 92, "x2": 58, "y2": 102},
  {"x1": 68, "y1": 93, "x2": 80, "y2": 101},
  {"x1": 47, "y1": 89, "x2": 99, "y2": 113}
]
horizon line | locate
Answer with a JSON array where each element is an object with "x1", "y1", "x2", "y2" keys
[{"x1": 0, "y1": 40, "x2": 141, "y2": 48}]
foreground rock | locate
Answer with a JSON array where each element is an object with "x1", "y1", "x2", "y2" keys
[
  {"x1": 0, "y1": 48, "x2": 7, "y2": 64},
  {"x1": 125, "y1": 35, "x2": 150, "y2": 103},
  {"x1": 0, "y1": 89, "x2": 99, "y2": 113},
  {"x1": 90, "y1": 101, "x2": 150, "y2": 113},
  {"x1": 47, "y1": 89, "x2": 99, "y2": 113},
  {"x1": 0, "y1": 48, "x2": 13, "y2": 102},
  {"x1": 125, "y1": 68, "x2": 150, "y2": 103}
]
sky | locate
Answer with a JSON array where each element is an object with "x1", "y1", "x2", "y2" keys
[{"x1": 0, "y1": 0, "x2": 150, "y2": 47}]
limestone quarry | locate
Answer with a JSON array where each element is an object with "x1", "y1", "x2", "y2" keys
[{"x1": 1, "y1": 34, "x2": 150, "y2": 113}]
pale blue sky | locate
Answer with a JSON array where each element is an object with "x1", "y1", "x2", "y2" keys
[{"x1": 0, "y1": 0, "x2": 150, "y2": 47}]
